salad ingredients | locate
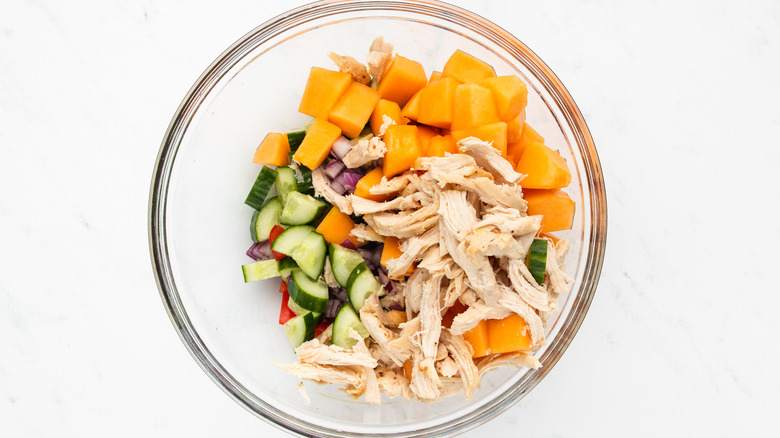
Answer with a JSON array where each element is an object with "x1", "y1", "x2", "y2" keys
[{"x1": 243, "y1": 37, "x2": 575, "y2": 404}]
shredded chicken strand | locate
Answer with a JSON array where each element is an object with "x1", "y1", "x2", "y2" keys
[{"x1": 328, "y1": 52, "x2": 371, "y2": 85}]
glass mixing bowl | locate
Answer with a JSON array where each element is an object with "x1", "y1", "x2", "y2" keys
[{"x1": 149, "y1": 1, "x2": 607, "y2": 436}]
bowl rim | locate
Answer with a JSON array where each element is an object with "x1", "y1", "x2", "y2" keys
[{"x1": 148, "y1": 0, "x2": 608, "y2": 436}]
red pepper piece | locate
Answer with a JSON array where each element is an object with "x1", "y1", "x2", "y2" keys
[{"x1": 278, "y1": 290, "x2": 295, "y2": 325}]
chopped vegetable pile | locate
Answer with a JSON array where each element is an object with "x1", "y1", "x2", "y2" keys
[{"x1": 241, "y1": 37, "x2": 574, "y2": 403}]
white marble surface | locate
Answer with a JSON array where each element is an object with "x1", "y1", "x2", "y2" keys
[{"x1": 2, "y1": 0, "x2": 779, "y2": 436}]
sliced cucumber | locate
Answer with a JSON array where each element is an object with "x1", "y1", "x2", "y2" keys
[
  {"x1": 288, "y1": 269, "x2": 329, "y2": 314},
  {"x1": 283, "y1": 312, "x2": 317, "y2": 350},
  {"x1": 277, "y1": 257, "x2": 299, "y2": 279},
  {"x1": 270, "y1": 225, "x2": 314, "y2": 256},
  {"x1": 528, "y1": 238, "x2": 548, "y2": 285},
  {"x1": 286, "y1": 130, "x2": 307, "y2": 151},
  {"x1": 329, "y1": 243, "x2": 365, "y2": 288},
  {"x1": 296, "y1": 165, "x2": 314, "y2": 196},
  {"x1": 250, "y1": 197, "x2": 283, "y2": 242},
  {"x1": 280, "y1": 192, "x2": 326, "y2": 226},
  {"x1": 245, "y1": 166, "x2": 278, "y2": 210},
  {"x1": 241, "y1": 259, "x2": 280, "y2": 282},
  {"x1": 275, "y1": 167, "x2": 298, "y2": 204},
  {"x1": 290, "y1": 231, "x2": 327, "y2": 279},
  {"x1": 332, "y1": 304, "x2": 369, "y2": 349},
  {"x1": 346, "y1": 263, "x2": 382, "y2": 311},
  {"x1": 287, "y1": 296, "x2": 323, "y2": 321},
  {"x1": 350, "y1": 126, "x2": 374, "y2": 145}
]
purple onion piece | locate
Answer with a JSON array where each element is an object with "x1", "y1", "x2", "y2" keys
[
  {"x1": 246, "y1": 240, "x2": 273, "y2": 261},
  {"x1": 325, "y1": 298, "x2": 343, "y2": 319},
  {"x1": 330, "y1": 286, "x2": 349, "y2": 301},
  {"x1": 324, "y1": 160, "x2": 346, "y2": 179},
  {"x1": 330, "y1": 179, "x2": 347, "y2": 195},
  {"x1": 330, "y1": 136, "x2": 352, "y2": 160},
  {"x1": 340, "y1": 238, "x2": 358, "y2": 250},
  {"x1": 377, "y1": 268, "x2": 390, "y2": 285},
  {"x1": 340, "y1": 169, "x2": 364, "y2": 193}
]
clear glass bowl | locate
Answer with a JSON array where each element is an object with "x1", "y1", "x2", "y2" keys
[{"x1": 148, "y1": 1, "x2": 607, "y2": 436}]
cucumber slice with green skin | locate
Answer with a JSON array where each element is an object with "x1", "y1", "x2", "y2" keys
[
  {"x1": 329, "y1": 243, "x2": 365, "y2": 288},
  {"x1": 277, "y1": 257, "x2": 299, "y2": 279},
  {"x1": 280, "y1": 192, "x2": 327, "y2": 226},
  {"x1": 245, "y1": 166, "x2": 278, "y2": 210},
  {"x1": 250, "y1": 197, "x2": 284, "y2": 242},
  {"x1": 331, "y1": 303, "x2": 369, "y2": 349},
  {"x1": 286, "y1": 130, "x2": 307, "y2": 151},
  {"x1": 528, "y1": 239, "x2": 548, "y2": 285},
  {"x1": 288, "y1": 269, "x2": 329, "y2": 314},
  {"x1": 270, "y1": 225, "x2": 315, "y2": 256},
  {"x1": 346, "y1": 263, "x2": 382, "y2": 311},
  {"x1": 275, "y1": 167, "x2": 298, "y2": 204},
  {"x1": 287, "y1": 296, "x2": 323, "y2": 322},
  {"x1": 241, "y1": 259, "x2": 280, "y2": 282},
  {"x1": 296, "y1": 166, "x2": 314, "y2": 196},
  {"x1": 283, "y1": 312, "x2": 317, "y2": 350},
  {"x1": 290, "y1": 231, "x2": 327, "y2": 279},
  {"x1": 349, "y1": 126, "x2": 374, "y2": 145}
]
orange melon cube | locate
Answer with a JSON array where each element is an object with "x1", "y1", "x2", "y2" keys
[
  {"x1": 425, "y1": 134, "x2": 457, "y2": 157},
  {"x1": 376, "y1": 55, "x2": 428, "y2": 106},
  {"x1": 523, "y1": 189, "x2": 575, "y2": 232},
  {"x1": 481, "y1": 75, "x2": 528, "y2": 121},
  {"x1": 293, "y1": 118, "x2": 342, "y2": 170},
  {"x1": 515, "y1": 141, "x2": 571, "y2": 189},
  {"x1": 381, "y1": 236, "x2": 403, "y2": 268},
  {"x1": 451, "y1": 83, "x2": 501, "y2": 130},
  {"x1": 442, "y1": 49, "x2": 496, "y2": 84},
  {"x1": 416, "y1": 125, "x2": 440, "y2": 154},
  {"x1": 328, "y1": 81, "x2": 380, "y2": 138},
  {"x1": 298, "y1": 67, "x2": 352, "y2": 119},
  {"x1": 316, "y1": 206, "x2": 358, "y2": 246},
  {"x1": 506, "y1": 110, "x2": 526, "y2": 144},
  {"x1": 520, "y1": 123, "x2": 545, "y2": 146},
  {"x1": 507, "y1": 141, "x2": 525, "y2": 166},
  {"x1": 382, "y1": 124, "x2": 422, "y2": 178},
  {"x1": 487, "y1": 314, "x2": 533, "y2": 354},
  {"x1": 252, "y1": 132, "x2": 290, "y2": 166},
  {"x1": 401, "y1": 89, "x2": 421, "y2": 122},
  {"x1": 417, "y1": 77, "x2": 459, "y2": 129},
  {"x1": 369, "y1": 99, "x2": 407, "y2": 137},
  {"x1": 463, "y1": 320, "x2": 491, "y2": 358},
  {"x1": 354, "y1": 167, "x2": 395, "y2": 202},
  {"x1": 451, "y1": 121, "x2": 508, "y2": 157},
  {"x1": 428, "y1": 71, "x2": 442, "y2": 84}
]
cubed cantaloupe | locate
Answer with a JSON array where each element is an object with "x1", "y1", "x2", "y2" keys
[
  {"x1": 381, "y1": 236, "x2": 403, "y2": 269},
  {"x1": 481, "y1": 75, "x2": 528, "y2": 121},
  {"x1": 382, "y1": 124, "x2": 422, "y2": 178},
  {"x1": 354, "y1": 167, "x2": 395, "y2": 202},
  {"x1": 316, "y1": 206, "x2": 358, "y2": 246},
  {"x1": 451, "y1": 83, "x2": 501, "y2": 131},
  {"x1": 369, "y1": 99, "x2": 407, "y2": 136},
  {"x1": 293, "y1": 118, "x2": 341, "y2": 170},
  {"x1": 425, "y1": 134, "x2": 457, "y2": 157},
  {"x1": 487, "y1": 314, "x2": 532, "y2": 354},
  {"x1": 523, "y1": 189, "x2": 575, "y2": 232},
  {"x1": 298, "y1": 67, "x2": 352, "y2": 119},
  {"x1": 463, "y1": 320, "x2": 491, "y2": 358},
  {"x1": 417, "y1": 77, "x2": 459, "y2": 129},
  {"x1": 252, "y1": 132, "x2": 290, "y2": 166},
  {"x1": 401, "y1": 89, "x2": 421, "y2": 122},
  {"x1": 416, "y1": 125, "x2": 440, "y2": 154},
  {"x1": 514, "y1": 141, "x2": 571, "y2": 189},
  {"x1": 328, "y1": 81, "x2": 380, "y2": 138},
  {"x1": 509, "y1": 121, "x2": 542, "y2": 165},
  {"x1": 507, "y1": 110, "x2": 526, "y2": 144},
  {"x1": 451, "y1": 121, "x2": 508, "y2": 156},
  {"x1": 442, "y1": 49, "x2": 496, "y2": 84},
  {"x1": 376, "y1": 55, "x2": 428, "y2": 106},
  {"x1": 428, "y1": 71, "x2": 442, "y2": 84}
]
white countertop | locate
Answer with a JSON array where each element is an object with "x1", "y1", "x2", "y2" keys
[{"x1": 2, "y1": 0, "x2": 778, "y2": 436}]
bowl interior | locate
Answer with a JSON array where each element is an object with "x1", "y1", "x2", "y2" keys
[{"x1": 154, "y1": 4, "x2": 600, "y2": 436}]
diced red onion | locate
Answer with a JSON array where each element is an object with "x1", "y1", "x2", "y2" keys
[
  {"x1": 330, "y1": 179, "x2": 347, "y2": 195},
  {"x1": 324, "y1": 160, "x2": 346, "y2": 179},
  {"x1": 358, "y1": 246, "x2": 382, "y2": 271},
  {"x1": 333, "y1": 169, "x2": 364, "y2": 194},
  {"x1": 246, "y1": 240, "x2": 273, "y2": 261},
  {"x1": 325, "y1": 298, "x2": 343, "y2": 319},
  {"x1": 377, "y1": 267, "x2": 390, "y2": 285},
  {"x1": 330, "y1": 286, "x2": 348, "y2": 301},
  {"x1": 340, "y1": 238, "x2": 358, "y2": 250},
  {"x1": 330, "y1": 136, "x2": 352, "y2": 160}
]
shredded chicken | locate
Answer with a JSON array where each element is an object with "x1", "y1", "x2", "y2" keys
[
  {"x1": 328, "y1": 52, "x2": 371, "y2": 85},
  {"x1": 477, "y1": 352, "x2": 542, "y2": 379},
  {"x1": 367, "y1": 36, "x2": 393, "y2": 82},
  {"x1": 296, "y1": 337, "x2": 378, "y2": 367},
  {"x1": 458, "y1": 137, "x2": 524, "y2": 184},
  {"x1": 343, "y1": 136, "x2": 387, "y2": 169},
  {"x1": 350, "y1": 223, "x2": 384, "y2": 244},
  {"x1": 378, "y1": 114, "x2": 396, "y2": 136},
  {"x1": 312, "y1": 167, "x2": 353, "y2": 214}
]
